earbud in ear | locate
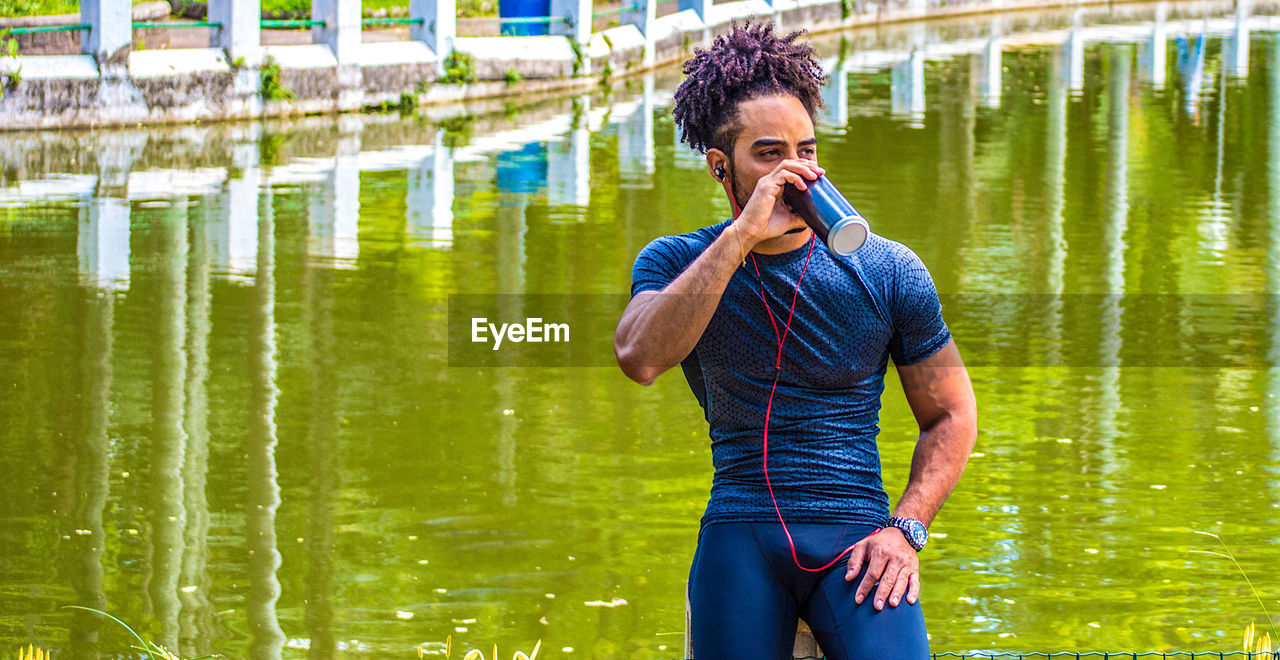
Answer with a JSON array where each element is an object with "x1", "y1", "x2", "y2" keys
[{"x1": 715, "y1": 166, "x2": 726, "y2": 180}]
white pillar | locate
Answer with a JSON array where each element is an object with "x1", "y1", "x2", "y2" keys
[
  {"x1": 80, "y1": 0, "x2": 131, "y2": 62},
  {"x1": 210, "y1": 0, "x2": 261, "y2": 63},
  {"x1": 678, "y1": 0, "x2": 713, "y2": 24},
  {"x1": 411, "y1": 0, "x2": 456, "y2": 66},
  {"x1": 78, "y1": 198, "x2": 131, "y2": 291},
  {"x1": 625, "y1": 0, "x2": 658, "y2": 67},
  {"x1": 406, "y1": 129, "x2": 455, "y2": 247},
  {"x1": 551, "y1": 0, "x2": 592, "y2": 55},
  {"x1": 312, "y1": 0, "x2": 362, "y2": 63},
  {"x1": 548, "y1": 101, "x2": 591, "y2": 207}
]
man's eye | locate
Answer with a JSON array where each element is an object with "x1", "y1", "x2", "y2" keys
[
  {"x1": 761, "y1": 150, "x2": 779, "y2": 157},
  {"x1": 801, "y1": 148, "x2": 817, "y2": 156}
]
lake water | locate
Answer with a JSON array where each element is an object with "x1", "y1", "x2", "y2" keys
[{"x1": 2, "y1": 2, "x2": 1280, "y2": 657}]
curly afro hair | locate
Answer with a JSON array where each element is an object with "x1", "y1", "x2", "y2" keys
[{"x1": 672, "y1": 21, "x2": 827, "y2": 155}]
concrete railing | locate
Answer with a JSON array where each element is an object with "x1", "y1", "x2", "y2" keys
[{"x1": 0, "y1": 0, "x2": 1266, "y2": 130}]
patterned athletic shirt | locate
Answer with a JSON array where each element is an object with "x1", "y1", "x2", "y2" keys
[{"x1": 629, "y1": 219, "x2": 952, "y2": 529}]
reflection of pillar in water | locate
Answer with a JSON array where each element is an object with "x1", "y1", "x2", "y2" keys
[
  {"x1": 1176, "y1": 26, "x2": 1207, "y2": 119},
  {"x1": 495, "y1": 370, "x2": 518, "y2": 508},
  {"x1": 1265, "y1": 38, "x2": 1280, "y2": 492},
  {"x1": 1096, "y1": 47, "x2": 1131, "y2": 489},
  {"x1": 674, "y1": 108, "x2": 707, "y2": 168},
  {"x1": 495, "y1": 201, "x2": 528, "y2": 295},
  {"x1": 247, "y1": 189, "x2": 285, "y2": 660},
  {"x1": 618, "y1": 73, "x2": 656, "y2": 184},
  {"x1": 78, "y1": 198, "x2": 131, "y2": 290},
  {"x1": 820, "y1": 58, "x2": 849, "y2": 127},
  {"x1": 94, "y1": 132, "x2": 146, "y2": 197},
  {"x1": 303, "y1": 256, "x2": 339, "y2": 660},
  {"x1": 149, "y1": 199, "x2": 190, "y2": 653},
  {"x1": 68, "y1": 289, "x2": 114, "y2": 658},
  {"x1": 1201, "y1": 58, "x2": 1230, "y2": 255},
  {"x1": 406, "y1": 129, "x2": 455, "y2": 248},
  {"x1": 209, "y1": 167, "x2": 261, "y2": 279},
  {"x1": 1138, "y1": 2, "x2": 1168, "y2": 89},
  {"x1": 976, "y1": 20, "x2": 1003, "y2": 109},
  {"x1": 310, "y1": 135, "x2": 361, "y2": 265},
  {"x1": 179, "y1": 196, "x2": 216, "y2": 659},
  {"x1": 1222, "y1": 0, "x2": 1250, "y2": 80},
  {"x1": 891, "y1": 49, "x2": 926, "y2": 122},
  {"x1": 1043, "y1": 46, "x2": 1069, "y2": 366},
  {"x1": 1061, "y1": 11, "x2": 1085, "y2": 93},
  {"x1": 548, "y1": 98, "x2": 591, "y2": 207}
]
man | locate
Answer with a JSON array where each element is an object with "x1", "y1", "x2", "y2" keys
[{"x1": 612, "y1": 22, "x2": 978, "y2": 659}]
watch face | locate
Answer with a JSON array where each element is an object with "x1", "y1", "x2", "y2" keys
[
  {"x1": 906, "y1": 521, "x2": 927, "y2": 547},
  {"x1": 892, "y1": 518, "x2": 927, "y2": 549}
]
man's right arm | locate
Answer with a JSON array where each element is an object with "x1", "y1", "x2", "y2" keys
[
  {"x1": 613, "y1": 225, "x2": 754, "y2": 386},
  {"x1": 613, "y1": 158, "x2": 823, "y2": 386}
]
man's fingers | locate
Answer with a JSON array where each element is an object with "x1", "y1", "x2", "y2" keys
[
  {"x1": 773, "y1": 159, "x2": 824, "y2": 181},
  {"x1": 873, "y1": 562, "x2": 902, "y2": 610},
  {"x1": 844, "y1": 543, "x2": 866, "y2": 581},
  {"x1": 855, "y1": 555, "x2": 886, "y2": 605},
  {"x1": 907, "y1": 570, "x2": 920, "y2": 605},
  {"x1": 886, "y1": 567, "x2": 912, "y2": 608}
]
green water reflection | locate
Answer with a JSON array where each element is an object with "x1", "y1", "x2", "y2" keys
[{"x1": 2, "y1": 3, "x2": 1280, "y2": 657}]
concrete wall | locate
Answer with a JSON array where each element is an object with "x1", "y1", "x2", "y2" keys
[{"x1": 0, "y1": 0, "x2": 1256, "y2": 130}]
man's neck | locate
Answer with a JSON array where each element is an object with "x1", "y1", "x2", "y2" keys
[{"x1": 751, "y1": 227, "x2": 813, "y2": 255}]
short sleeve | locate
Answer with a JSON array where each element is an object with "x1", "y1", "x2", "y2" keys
[
  {"x1": 630, "y1": 236, "x2": 696, "y2": 298},
  {"x1": 887, "y1": 247, "x2": 952, "y2": 365}
]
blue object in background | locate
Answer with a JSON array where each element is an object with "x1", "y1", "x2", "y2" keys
[
  {"x1": 498, "y1": 0, "x2": 552, "y2": 36},
  {"x1": 496, "y1": 142, "x2": 549, "y2": 196}
]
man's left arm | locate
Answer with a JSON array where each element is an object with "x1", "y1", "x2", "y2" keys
[{"x1": 844, "y1": 339, "x2": 977, "y2": 610}]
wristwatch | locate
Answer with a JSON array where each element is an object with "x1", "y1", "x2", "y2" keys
[{"x1": 887, "y1": 516, "x2": 928, "y2": 552}]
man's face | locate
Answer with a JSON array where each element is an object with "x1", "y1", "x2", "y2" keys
[{"x1": 723, "y1": 94, "x2": 819, "y2": 230}]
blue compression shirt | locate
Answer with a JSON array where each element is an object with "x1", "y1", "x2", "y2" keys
[{"x1": 629, "y1": 219, "x2": 952, "y2": 529}]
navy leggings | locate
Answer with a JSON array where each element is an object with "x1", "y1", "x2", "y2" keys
[{"x1": 687, "y1": 522, "x2": 930, "y2": 660}]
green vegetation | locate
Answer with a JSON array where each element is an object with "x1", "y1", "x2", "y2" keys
[
  {"x1": 1, "y1": 30, "x2": 20, "y2": 98},
  {"x1": 503, "y1": 66, "x2": 521, "y2": 86},
  {"x1": 438, "y1": 50, "x2": 475, "y2": 84},
  {"x1": 0, "y1": 0, "x2": 75, "y2": 18},
  {"x1": 438, "y1": 114, "x2": 475, "y2": 149},
  {"x1": 364, "y1": 90, "x2": 419, "y2": 113},
  {"x1": 63, "y1": 605, "x2": 214, "y2": 660},
  {"x1": 0, "y1": 0, "x2": 152, "y2": 18},
  {"x1": 567, "y1": 36, "x2": 584, "y2": 76},
  {"x1": 259, "y1": 54, "x2": 295, "y2": 101},
  {"x1": 456, "y1": 0, "x2": 495, "y2": 17}
]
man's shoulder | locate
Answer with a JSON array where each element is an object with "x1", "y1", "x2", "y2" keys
[
  {"x1": 636, "y1": 219, "x2": 732, "y2": 264},
  {"x1": 854, "y1": 232, "x2": 924, "y2": 271}
]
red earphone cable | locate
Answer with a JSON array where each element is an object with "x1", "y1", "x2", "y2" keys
[{"x1": 748, "y1": 235, "x2": 869, "y2": 573}]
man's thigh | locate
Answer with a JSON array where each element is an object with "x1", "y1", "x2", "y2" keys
[
  {"x1": 800, "y1": 562, "x2": 931, "y2": 660},
  {"x1": 688, "y1": 523, "x2": 800, "y2": 659}
]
